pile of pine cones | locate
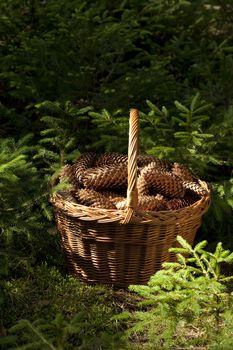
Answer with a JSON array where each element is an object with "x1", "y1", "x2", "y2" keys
[{"x1": 58, "y1": 152, "x2": 207, "y2": 211}]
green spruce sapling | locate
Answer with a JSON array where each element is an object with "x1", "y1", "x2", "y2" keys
[
  {"x1": 124, "y1": 236, "x2": 233, "y2": 349},
  {"x1": 35, "y1": 101, "x2": 93, "y2": 172}
]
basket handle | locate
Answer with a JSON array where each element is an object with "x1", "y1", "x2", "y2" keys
[{"x1": 123, "y1": 108, "x2": 139, "y2": 223}]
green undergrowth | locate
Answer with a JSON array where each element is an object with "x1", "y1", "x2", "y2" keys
[
  {"x1": 119, "y1": 236, "x2": 233, "y2": 350},
  {"x1": 1, "y1": 264, "x2": 127, "y2": 349},
  {"x1": 1, "y1": 237, "x2": 233, "y2": 350}
]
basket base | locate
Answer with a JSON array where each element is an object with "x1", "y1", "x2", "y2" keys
[{"x1": 56, "y1": 210, "x2": 201, "y2": 288}]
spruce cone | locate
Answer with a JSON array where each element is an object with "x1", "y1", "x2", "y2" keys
[
  {"x1": 137, "y1": 194, "x2": 167, "y2": 211},
  {"x1": 138, "y1": 170, "x2": 185, "y2": 198},
  {"x1": 116, "y1": 194, "x2": 167, "y2": 211},
  {"x1": 183, "y1": 181, "x2": 207, "y2": 197},
  {"x1": 111, "y1": 196, "x2": 127, "y2": 205},
  {"x1": 115, "y1": 199, "x2": 128, "y2": 210},
  {"x1": 137, "y1": 163, "x2": 165, "y2": 195},
  {"x1": 73, "y1": 152, "x2": 96, "y2": 186},
  {"x1": 137, "y1": 155, "x2": 171, "y2": 170},
  {"x1": 172, "y1": 162, "x2": 196, "y2": 182},
  {"x1": 142, "y1": 161, "x2": 168, "y2": 174},
  {"x1": 137, "y1": 173, "x2": 149, "y2": 195},
  {"x1": 98, "y1": 190, "x2": 123, "y2": 199},
  {"x1": 166, "y1": 196, "x2": 197, "y2": 210},
  {"x1": 83, "y1": 164, "x2": 128, "y2": 190},
  {"x1": 57, "y1": 191, "x2": 77, "y2": 203},
  {"x1": 74, "y1": 189, "x2": 116, "y2": 209},
  {"x1": 95, "y1": 153, "x2": 128, "y2": 167},
  {"x1": 59, "y1": 164, "x2": 76, "y2": 186},
  {"x1": 98, "y1": 190, "x2": 126, "y2": 205}
]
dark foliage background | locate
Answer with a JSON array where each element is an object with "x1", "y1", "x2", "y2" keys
[{"x1": 0, "y1": 0, "x2": 233, "y2": 348}]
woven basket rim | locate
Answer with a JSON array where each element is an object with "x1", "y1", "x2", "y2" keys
[{"x1": 50, "y1": 179, "x2": 211, "y2": 224}]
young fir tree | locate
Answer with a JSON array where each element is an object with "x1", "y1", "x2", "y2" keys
[
  {"x1": 35, "y1": 101, "x2": 93, "y2": 171},
  {"x1": 0, "y1": 136, "x2": 45, "y2": 239},
  {"x1": 139, "y1": 94, "x2": 233, "y2": 247},
  {"x1": 121, "y1": 236, "x2": 233, "y2": 349}
]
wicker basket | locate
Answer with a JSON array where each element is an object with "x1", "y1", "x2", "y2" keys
[{"x1": 50, "y1": 109, "x2": 211, "y2": 288}]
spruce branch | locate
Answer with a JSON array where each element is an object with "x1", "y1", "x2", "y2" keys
[{"x1": 9, "y1": 319, "x2": 56, "y2": 350}]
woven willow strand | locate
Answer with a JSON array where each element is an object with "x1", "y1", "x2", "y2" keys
[{"x1": 123, "y1": 109, "x2": 139, "y2": 223}]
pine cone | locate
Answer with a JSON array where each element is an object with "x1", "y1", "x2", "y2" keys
[
  {"x1": 98, "y1": 190, "x2": 122, "y2": 199},
  {"x1": 116, "y1": 194, "x2": 167, "y2": 211},
  {"x1": 59, "y1": 164, "x2": 76, "y2": 187},
  {"x1": 137, "y1": 155, "x2": 171, "y2": 171},
  {"x1": 137, "y1": 163, "x2": 165, "y2": 195},
  {"x1": 73, "y1": 152, "x2": 96, "y2": 186},
  {"x1": 73, "y1": 189, "x2": 116, "y2": 209},
  {"x1": 183, "y1": 181, "x2": 207, "y2": 197},
  {"x1": 137, "y1": 194, "x2": 167, "y2": 211},
  {"x1": 115, "y1": 200, "x2": 127, "y2": 210},
  {"x1": 138, "y1": 170, "x2": 185, "y2": 198},
  {"x1": 57, "y1": 191, "x2": 77, "y2": 203},
  {"x1": 98, "y1": 190, "x2": 126, "y2": 205},
  {"x1": 137, "y1": 173, "x2": 149, "y2": 195},
  {"x1": 111, "y1": 196, "x2": 127, "y2": 205},
  {"x1": 95, "y1": 153, "x2": 128, "y2": 167},
  {"x1": 166, "y1": 196, "x2": 197, "y2": 210},
  {"x1": 172, "y1": 162, "x2": 196, "y2": 182},
  {"x1": 143, "y1": 161, "x2": 169, "y2": 174},
  {"x1": 83, "y1": 164, "x2": 128, "y2": 190}
]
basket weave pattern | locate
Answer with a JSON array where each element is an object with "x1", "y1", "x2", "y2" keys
[{"x1": 50, "y1": 109, "x2": 211, "y2": 287}]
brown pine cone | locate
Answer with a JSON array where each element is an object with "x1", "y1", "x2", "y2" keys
[
  {"x1": 137, "y1": 163, "x2": 165, "y2": 195},
  {"x1": 183, "y1": 181, "x2": 207, "y2": 197},
  {"x1": 137, "y1": 173, "x2": 149, "y2": 195},
  {"x1": 111, "y1": 196, "x2": 127, "y2": 206},
  {"x1": 116, "y1": 194, "x2": 167, "y2": 211},
  {"x1": 166, "y1": 196, "x2": 197, "y2": 210},
  {"x1": 57, "y1": 191, "x2": 77, "y2": 203},
  {"x1": 138, "y1": 170, "x2": 185, "y2": 198},
  {"x1": 59, "y1": 164, "x2": 76, "y2": 186},
  {"x1": 73, "y1": 152, "x2": 96, "y2": 186},
  {"x1": 137, "y1": 194, "x2": 167, "y2": 211},
  {"x1": 98, "y1": 190, "x2": 122, "y2": 199},
  {"x1": 95, "y1": 153, "x2": 128, "y2": 167},
  {"x1": 142, "y1": 161, "x2": 169, "y2": 174},
  {"x1": 73, "y1": 189, "x2": 116, "y2": 209},
  {"x1": 115, "y1": 200, "x2": 127, "y2": 210},
  {"x1": 137, "y1": 155, "x2": 171, "y2": 171},
  {"x1": 172, "y1": 162, "x2": 196, "y2": 182},
  {"x1": 83, "y1": 164, "x2": 128, "y2": 190},
  {"x1": 98, "y1": 190, "x2": 126, "y2": 203}
]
